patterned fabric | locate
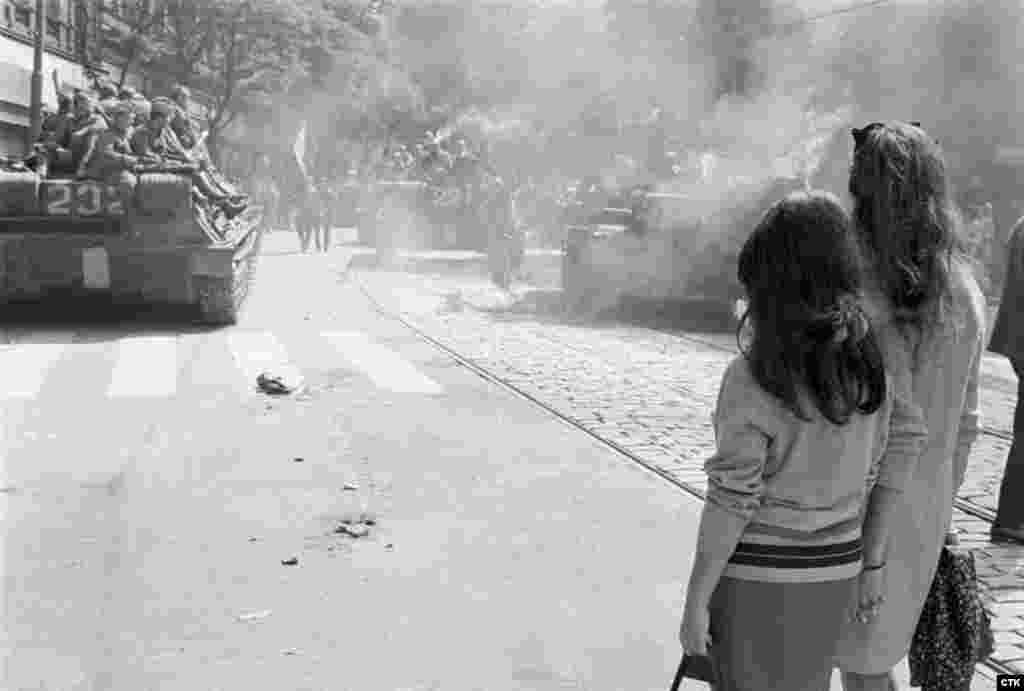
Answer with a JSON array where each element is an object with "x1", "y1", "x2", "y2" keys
[{"x1": 909, "y1": 546, "x2": 994, "y2": 691}]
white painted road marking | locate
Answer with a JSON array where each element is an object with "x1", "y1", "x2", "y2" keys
[
  {"x1": 227, "y1": 331, "x2": 303, "y2": 392},
  {"x1": 106, "y1": 336, "x2": 178, "y2": 398},
  {"x1": 0, "y1": 334, "x2": 72, "y2": 399},
  {"x1": 0, "y1": 329, "x2": 443, "y2": 400},
  {"x1": 324, "y1": 331, "x2": 442, "y2": 395}
]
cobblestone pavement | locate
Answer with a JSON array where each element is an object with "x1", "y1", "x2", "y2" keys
[{"x1": 353, "y1": 258, "x2": 1024, "y2": 676}]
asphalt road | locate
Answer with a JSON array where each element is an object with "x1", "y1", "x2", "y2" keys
[{"x1": 0, "y1": 233, "x2": 706, "y2": 690}]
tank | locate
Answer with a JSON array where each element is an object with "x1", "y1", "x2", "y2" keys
[
  {"x1": 357, "y1": 175, "x2": 517, "y2": 256},
  {"x1": 0, "y1": 166, "x2": 264, "y2": 325},
  {"x1": 561, "y1": 173, "x2": 805, "y2": 326}
]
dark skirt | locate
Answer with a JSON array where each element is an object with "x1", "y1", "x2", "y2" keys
[{"x1": 708, "y1": 576, "x2": 857, "y2": 691}]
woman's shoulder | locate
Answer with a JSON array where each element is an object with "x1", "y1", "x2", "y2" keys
[
  {"x1": 948, "y1": 256, "x2": 987, "y2": 336},
  {"x1": 719, "y1": 356, "x2": 782, "y2": 419}
]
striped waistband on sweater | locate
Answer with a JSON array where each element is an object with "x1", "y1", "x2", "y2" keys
[{"x1": 725, "y1": 538, "x2": 863, "y2": 584}]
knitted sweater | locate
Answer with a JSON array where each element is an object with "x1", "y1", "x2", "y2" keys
[{"x1": 706, "y1": 356, "x2": 928, "y2": 583}]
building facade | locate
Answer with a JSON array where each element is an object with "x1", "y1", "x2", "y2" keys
[{"x1": 0, "y1": 0, "x2": 108, "y2": 156}]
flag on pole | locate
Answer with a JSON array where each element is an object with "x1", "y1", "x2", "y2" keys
[{"x1": 293, "y1": 120, "x2": 308, "y2": 180}]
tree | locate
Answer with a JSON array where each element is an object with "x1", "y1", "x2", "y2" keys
[
  {"x1": 139, "y1": 0, "x2": 380, "y2": 166},
  {"x1": 101, "y1": 0, "x2": 165, "y2": 88}
]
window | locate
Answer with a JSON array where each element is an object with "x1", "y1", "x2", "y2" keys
[{"x1": 14, "y1": 5, "x2": 31, "y2": 29}]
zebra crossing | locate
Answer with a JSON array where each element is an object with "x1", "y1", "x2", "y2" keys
[{"x1": 0, "y1": 329, "x2": 444, "y2": 400}]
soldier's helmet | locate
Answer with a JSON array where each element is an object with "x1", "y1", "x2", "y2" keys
[
  {"x1": 55, "y1": 83, "x2": 76, "y2": 107},
  {"x1": 107, "y1": 101, "x2": 134, "y2": 120}
]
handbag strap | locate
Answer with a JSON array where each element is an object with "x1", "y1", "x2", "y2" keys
[{"x1": 669, "y1": 655, "x2": 689, "y2": 691}]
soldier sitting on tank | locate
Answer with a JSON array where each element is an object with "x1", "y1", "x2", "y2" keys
[
  {"x1": 165, "y1": 86, "x2": 247, "y2": 206},
  {"x1": 130, "y1": 100, "x2": 247, "y2": 219},
  {"x1": 77, "y1": 102, "x2": 151, "y2": 203},
  {"x1": 24, "y1": 88, "x2": 74, "y2": 176},
  {"x1": 118, "y1": 86, "x2": 151, "y2": 127},
  {"x1": 33, "y1": 91, "x2": 108, "y2": 179},
  {"x1": 93, "y1": 80, "x2": 120, "y2": 126}
]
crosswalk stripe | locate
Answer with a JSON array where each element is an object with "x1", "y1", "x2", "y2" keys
[
  {"x1": 1, "y1": 328, "x2": 445, "y2": 400},
  {"x1": 1, "y1": 341, "x2": 70, "y2": 399},
  {"x1": 226, "y1": 330, "x2": 302, "y2": 392},
  {"x1": 323, "y1": 331, "x2": 443, "y2": 395},
  {"x1": 106, "y1": 336, "x2": 179, "y2": 398}
]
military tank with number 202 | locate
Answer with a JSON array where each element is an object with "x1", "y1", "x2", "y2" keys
[{"x1": 0, "y1": 160, "x2": 264, "y2": 324}]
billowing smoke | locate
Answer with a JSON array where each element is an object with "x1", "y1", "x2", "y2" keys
[{"x1": 282, "y1": 0, "x2": 1024, "y2": 305}]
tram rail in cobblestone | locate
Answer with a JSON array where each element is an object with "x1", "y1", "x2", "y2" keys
[{"x1": 354, "y1": 276, "x2": 1018, "y2": 680}]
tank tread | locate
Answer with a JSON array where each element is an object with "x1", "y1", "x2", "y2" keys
[{"x1": 195, "y1": 239, "x2": 260, "y2": 325}]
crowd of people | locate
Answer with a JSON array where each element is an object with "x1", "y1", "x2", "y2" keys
[
  {"x1": 24, "y1": 78, "x2": 248, "y2": 225},
  {"x1": 676, "y1": 121, "x2": 1003, "y2": 690}
]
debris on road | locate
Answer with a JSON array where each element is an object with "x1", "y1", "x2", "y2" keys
[
  {"x1": 237, "y1": 610, "x2": 272, "y2": 622},
  {"x1": 385, "y1": 543, "x2": 394, "y2": 550},
  {"x1": 281, "y1": 557, "x2": 299, "y2": 566},
  {"x1": 342, "y1": 482, "x2": 359, "y2": 491},
  {"x1": 248, "y1": 536, "x2": 262, "y2": 542},
  {"x1": 282, "y1": 648, "x2": 300, "y2": 656},
  {"x1": 294, "y1": 457, "x2": 304, "y2": 463},
  {"x1": 257, "y1": 371, "x2": 301, "y2": 396},
  {"x1": 335, "y1": 523, "x2": 370, "y2": 538}
]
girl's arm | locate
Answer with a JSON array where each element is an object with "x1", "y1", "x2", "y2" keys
[
  {"x1": 869, "y1": 324, "x2": 928, "y2": 564},
  {"x1": 684, "y1": 502, "x2": 751, "y2": 611},
  {"x1": 952, "y1": 341, "x2": 982, "y2": 495},
  {"x1": 683, "y1": 362, "x2": 768, "y2": 612}
]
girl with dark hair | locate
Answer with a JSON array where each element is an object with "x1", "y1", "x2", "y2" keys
[
  {"x1": 834, "y1": 122, "x2": 986, "y2": 691},
  {"x1": 679, "y1": 191, "x2": 927, "y2": 690}
]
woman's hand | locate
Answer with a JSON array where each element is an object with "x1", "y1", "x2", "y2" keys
[
  {"x1": 679, "y1": 602, "x2": 712, "y2": 655},
  {"x1": 852, "y1": 566, "x2": 886, "y2": 624}
]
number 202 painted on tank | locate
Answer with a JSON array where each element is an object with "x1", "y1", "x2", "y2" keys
[{"x1": 44, "y1": 181, "x2": 125, "y2": 217}]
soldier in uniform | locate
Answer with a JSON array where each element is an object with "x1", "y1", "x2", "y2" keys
[
  {"x1": 79, "y1": 102, "x2": 149, "y2": 202},
  {"x1": 118, "y1": 86, "x2": 151, "y2": 127},
  {"x1": 50, "y1": 91, "x2": 109, "y2": 178},
  {"x1": 168, "y1": 85, "x2": 200, "y2": 151},
  {"x1": 27, "y1": 86, "x2": 76, "y2": 176},
  {"x1": 130, "y1": 100, "x2": 247, "y2": 218},
  {"x1": 94, "y1": 80, "x2": 120, "y2": 125},
  {"x1": 167, "y1": 86, "x2": 245, "y2": 205},
  {"x1": 313, "y1": 177, "x2": 336, "y2": 252}
]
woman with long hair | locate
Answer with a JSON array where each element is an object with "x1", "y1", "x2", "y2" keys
[
  {"x1": 834, "y1": 121, "x2": 986, "y2": 690},
  {"x1": 679, "y1": 191, "x2": 927, "y2": 689}
]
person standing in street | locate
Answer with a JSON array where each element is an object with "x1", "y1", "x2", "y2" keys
[
  {"x1": 679, "y1": 191, "x2": 927, "y2": 690},
  {"x1": 834, "y1": 121, "x2": 986, "y2": 691},
  {"x1": 989, "y1": 214, "x2": 1024, "y2": 543}
]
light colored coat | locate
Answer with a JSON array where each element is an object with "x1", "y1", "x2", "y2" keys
[{"x1": 834, "y1": 258, "x2": 985, "y2": 674}]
